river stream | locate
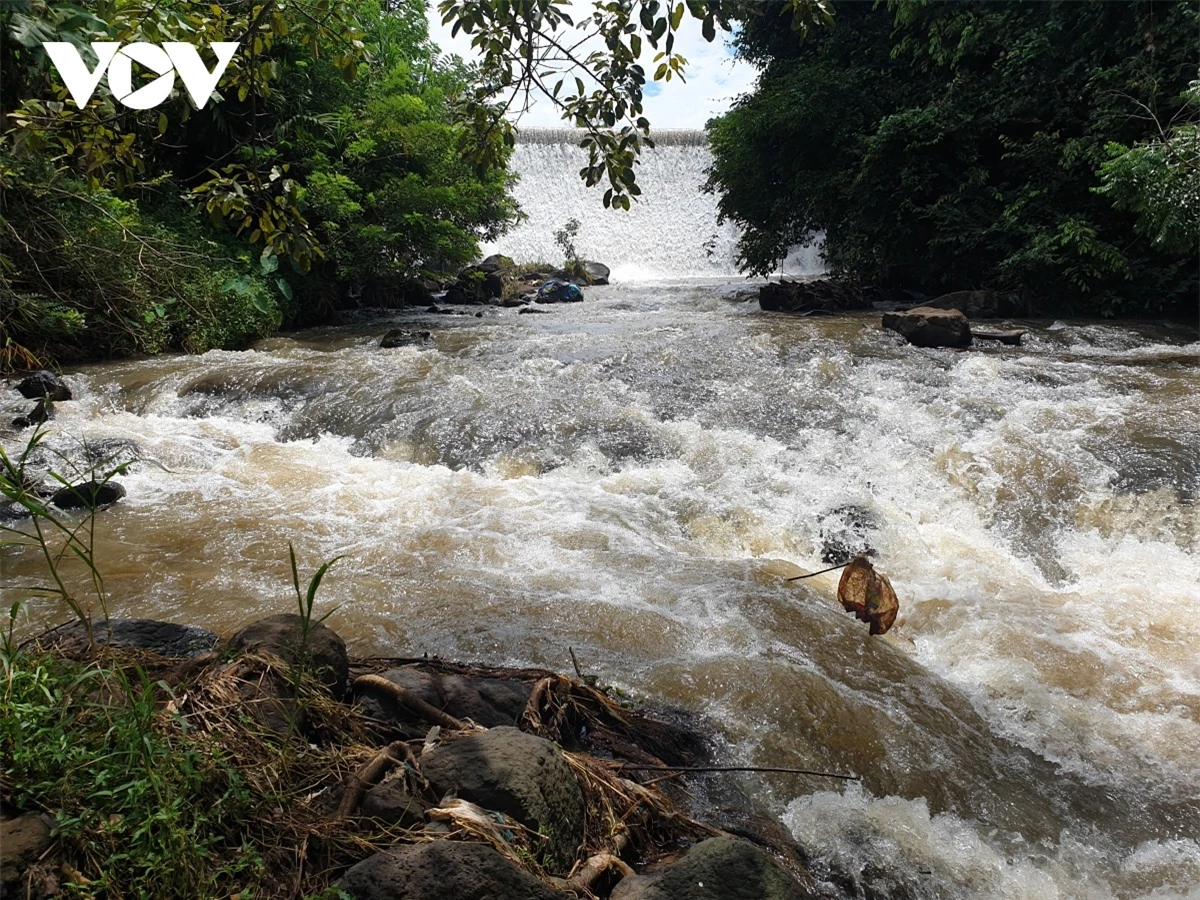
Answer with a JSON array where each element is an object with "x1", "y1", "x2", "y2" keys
[{"x1": 3, "y1": 283, "x2": 1198, "y2": 899}]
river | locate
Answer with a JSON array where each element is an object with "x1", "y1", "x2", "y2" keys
[{"x1": 3, "y1": 281, "x2": 1198, "y2": 899}]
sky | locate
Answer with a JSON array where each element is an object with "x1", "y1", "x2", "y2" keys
[{"x1": 424, "y1": 3, "x2": 760, "y2": 129}]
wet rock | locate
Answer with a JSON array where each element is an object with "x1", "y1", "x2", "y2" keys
[
  {"x1": 759, "y1": 279, "x2": 867, "y2": 313},
  {"x1": 357, "y1": 669, "x2": 531, "y2": 729},
  {"x1": 519, "y1": 307, "x2": 551, "y2": 315},
  {"x1": 535, "y1": 280, "x2": 584, "y2": 304},
  {"x1": 50, "y1": 480, "x2": 126, "y2": 510},
  {"x1": 819, "y1": 505, "x2": 877, "y2": 565},
  {"x1": 339, "y1": 841, "x2": 566, "y2": 900},
  {"x1": 16, "y1": 370, "x2": 71, "y2": 401},
  {"x1": 421, "y1": 726, "x2": 585, "y2": 871},
  {"x1": 380, "y1": 329, "x2": 432, "y2": 349},
  {"x1": 226, "y1": 614, "x2": 349, "y2": 698},
  {"x1": 923, "y1": 289, "x2": 1020, "y2": 319},
  {"x1": 499, "y1": 296, "x2": 530, "y2": 308},
  {"x1": 28, "y1": 618, "x2": 219, "y2": 657},
  {"x1": 12, "y1": 398, "x2": 52, "y2": 429},
  {"x1": 611, "y1": 837, "x2": 817, "y2": 900},
  {"x1": 582, "y1": 260, "x2": 610, "y2": 285},
  {"x1": 882, "y1": 307, "x2": 972, "y2": 349},
  {"x1": 360, "y1": 778, "x2": 423, "y2": 828},
  {"x1": 1, "y1": 811, "x2": 55, "y2": 896}
]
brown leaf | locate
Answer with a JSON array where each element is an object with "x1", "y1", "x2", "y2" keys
[{"x1": 837, "y1": 556, "x2": 899, "y2": 635}]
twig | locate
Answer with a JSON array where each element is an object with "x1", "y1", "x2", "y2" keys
[
  {"x1": 786, "y1": 562, "x2": 850, "y2": 581},
  {"x1": 351, "y1": 674, "x2": 470, "y2": 731},
  {"x1": 618, "y1": 764, "x2": 860, "y2": 781},
  {"x1": 568, "y1": 646, "x2": 584, "y2": 680}
]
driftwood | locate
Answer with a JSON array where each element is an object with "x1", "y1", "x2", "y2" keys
[{"x1": 352, "y1": 674, "x2": 471, "y2": 731}]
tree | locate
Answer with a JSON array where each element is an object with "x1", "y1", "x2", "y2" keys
[
  {"x1": 706, "y1": 0, "x2": 1199, "y2": 316},
  {"x1": 436, "y1": 0, "x2": 832, "y2": 209}
]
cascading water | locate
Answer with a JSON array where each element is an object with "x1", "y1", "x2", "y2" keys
[{"x1": 481, "y1": 128, "x2": 823, "y2": 279}]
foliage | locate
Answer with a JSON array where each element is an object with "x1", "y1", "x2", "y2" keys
[
  {"x1": 554, "y1": 217, "x2": 581, "y2": 265},
  {"x1": 1, "y1": 0, "x2": 521, "y2": 362},
  {"x1": 0, "y1": 649, "x2": 265, "y2": 897},
  {"x1": 436, "y1": 0, "x2": 832, "y2": 209},
  {"x1": 706, "y1": 0, "x2": 1200, "y2": 316},
  {"x1": 1098, "y1": 78, "x2": 1200, "y2": 255}
]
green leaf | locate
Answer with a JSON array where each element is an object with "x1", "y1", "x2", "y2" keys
[{"x1": 275, "y1": 278, "x2": 293, "y2": 301}]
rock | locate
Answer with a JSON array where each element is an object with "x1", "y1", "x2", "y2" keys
[
  {"x1": 226, "y1": 613, "x2": 349, "y2": 698},
  {"x1": 360, "y1": 778, "x2": 424, "y2": 828},
  {"x1": 534, "y1": 280, "x2": 584, "y2": 304},
  {"x1": 421, "y1": 726, "x2": 585, "y2": 871},
  {"x1": 582, "y1": 260, "x2": 610, "y2": 285},
  {"x1": 759, "y1": 279, "x2": 867, "y2": 313},
  {"x1": 1, "y1": 812, "x2": 55, "y2": 896},
  {"x1": 610, "y1": 837, "x2": 816, "y2": 900},
  {"x1": 499, "y1": 296, "x2": 529, "y2": 308},
  {"x1": 477, "y1": 254, "x2": 515, "y2": 273},
  {"x1": 339, "y1": 841, "x2": 566, "y2": 900},
  {"x1": 12, "y1": 398, "x2": 52, "y2": 429},
  {"x1": 972, "y1": 328, "x2": 1025, "y2": 346},
  {"x1": 923, "y1": 289, "x2": 1019, "y2": 319},
  {"x1": 16, "y1": 370, "x2": 71, "y2": 401},
  {"x1": 358, "y1": 669, "x2": 532, "y2": 729},
  {"x1": 882, "y1": 306, "x2": 972, "y2": 349},
  {"x1": 380, "y1": 329, "x2": 432, "y2": 349},
  {"x1": 28, "y1": 618, "x2": 219, "y2": 657},
  {"x1": 49, "y1": 480, "x2": 126, "y2": 510},
  {"x1": 519, "y1": 307, "x2": 551, "y2": 315}
]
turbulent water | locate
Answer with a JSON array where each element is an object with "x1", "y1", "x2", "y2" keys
[
  {"x1": 482, "y1": 129, "x2": 824, "y2": 279},
  {"x1": 3, "y1": 284, "x2": 1198, "y2": 898}
]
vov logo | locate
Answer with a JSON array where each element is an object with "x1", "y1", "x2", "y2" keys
[{"x1": 43, "y1": 42, "x2": 240, "y2": 110}]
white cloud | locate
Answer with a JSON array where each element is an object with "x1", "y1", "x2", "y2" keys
[{"x1": 425, "y1": 2, "x2": 759, "y2": 129}]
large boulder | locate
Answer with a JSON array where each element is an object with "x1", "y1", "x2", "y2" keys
[
  {"x1": 922, "y1": 289, "x2": 1019, "y2": 319},
  {"x1": 882, "y1": 306, "x2": 972, "y2": 348},
  {"x1": 357, "y1": 668, "x2": 531, "y2": 729},
  {"x1": 16, "y1": 370, "x2": 71, "y2": 401},
  {"x1": 421, "y1": 726, "x2": 585, "y2": 871},
  {"x1": 339, "y1": 841, "x2": 566, "y2": 900},
  {"x1": 360, "y1": 778, "x2": 424, "y2": 828},
  {"x1": 611, "y1": 837, "x2": 817, "y2": 900},
  {"x1": 28, "y1": 618, "x2": 219, "y2": 658},
  {"x1": 581, "y1": 260, "x2": 610, "y2": 285},
  {"x1": 226, "y1": 614, "x2": 349, "y2": 698},
  {"x1": 759, "y1": 279, "x2": 867, "y2": 313}
]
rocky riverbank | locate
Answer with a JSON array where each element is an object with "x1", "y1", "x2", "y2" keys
[{"x1": 2, "y1": 614, "x2": 824, "y2": 899}]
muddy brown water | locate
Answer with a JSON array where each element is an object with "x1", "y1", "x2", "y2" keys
[{"x1": 3, "y1": 284, "x2": 1198, "y2": 898}]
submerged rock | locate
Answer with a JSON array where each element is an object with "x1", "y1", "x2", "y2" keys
[
  {"x1": 420, "y1": 726, "x2": 585, "y2": 871},
  {"x1": 16, "y1": 370, "x2": 71, "y2": 401},
  {"x1": 12, "y1": 397, "x2": 52, "y2": 429},
  {"x1": 882, "y1": 306, "x2": 972, "y2": 348},
  {"x1": 227, "y1": 614, "x2": 349, "y2": 698},
  {"x1": 611, "y1": 837, "x2": 817, "y2": 900},
  {"x1": 339, "y1": 841, "x2": 566, "y2": 900},
  {"x1": 380, "y1": 329, "x2": 432, "y2": 349},
  {"x1": 50, "y1": 480, "x2": 126, "y2": 510}
]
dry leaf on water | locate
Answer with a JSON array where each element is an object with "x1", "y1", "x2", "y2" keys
[{"x1": 837, "y1": 556, "x2": 899, "y2": 635}]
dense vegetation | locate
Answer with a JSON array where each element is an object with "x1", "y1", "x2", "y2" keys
[
  {"x1": 0, "y1": 0, "x2": 519, "y2": 367},
  {"x1": 707, "y1": 0, "x2": 1200, "y2": 316}
]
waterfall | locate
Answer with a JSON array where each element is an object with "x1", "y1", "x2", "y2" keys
[{"x1": 482, "y1": 128, "x2": 823, "y2": 280}]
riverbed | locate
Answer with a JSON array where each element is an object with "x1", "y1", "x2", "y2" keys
[{"x1": 3, "y1": 282, "x2": 1198, "y2": 898}]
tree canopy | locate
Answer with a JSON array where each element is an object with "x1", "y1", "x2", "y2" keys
[{"x1": 706, "y1": 0, "x2": 1199, "y2": 316}]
